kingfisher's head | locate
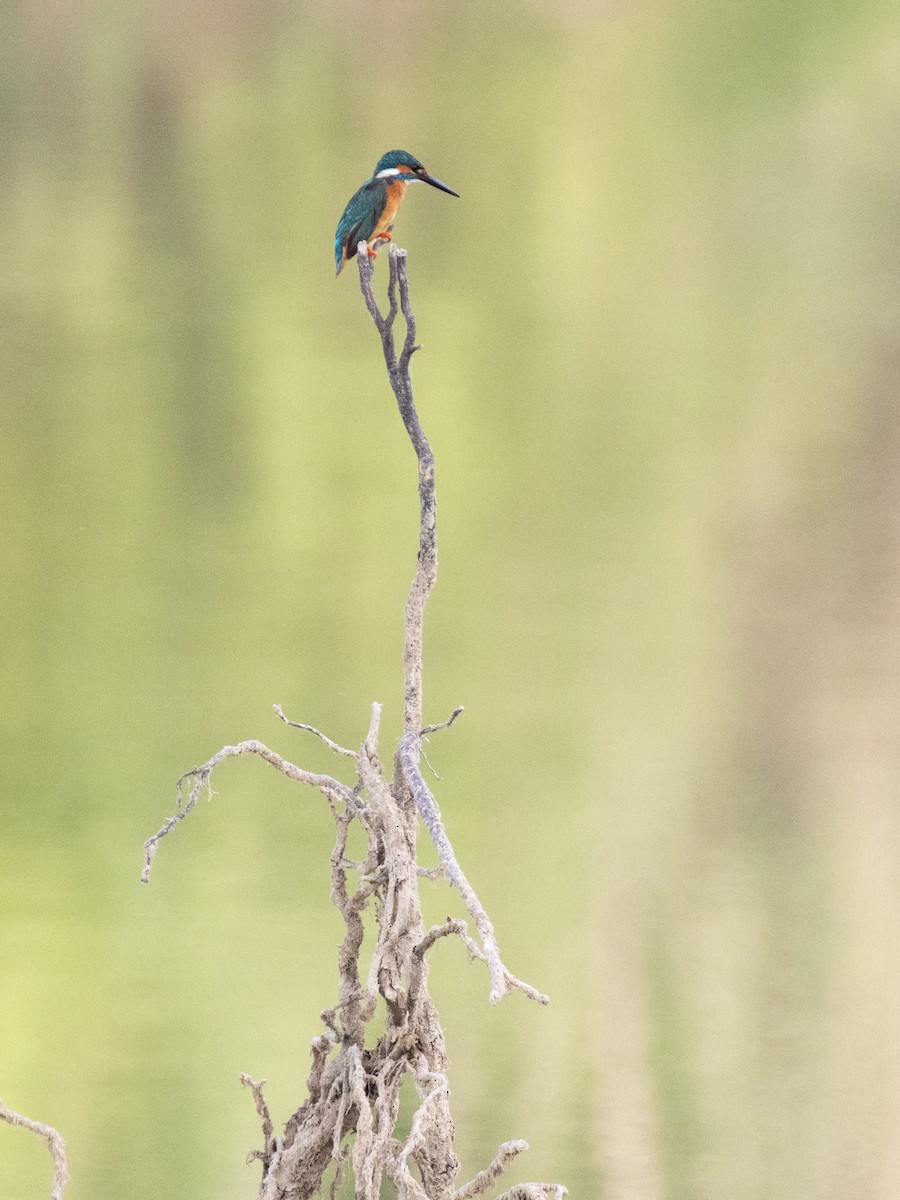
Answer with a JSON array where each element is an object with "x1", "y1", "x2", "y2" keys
[{"x1": 373, "y1": 150, "x2": 459, "y2": 197}]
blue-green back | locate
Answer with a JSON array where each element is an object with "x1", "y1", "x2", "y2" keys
[{"x1": 335, "y1": 177, "x2": 388, "y2": 271}]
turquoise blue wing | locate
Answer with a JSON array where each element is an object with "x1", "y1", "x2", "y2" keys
[{"x1": 335, "y1": 178, "x2": 386, "y2": 275}]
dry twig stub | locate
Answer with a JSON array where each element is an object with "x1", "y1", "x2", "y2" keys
[
  {"x1": 142, "y1": 242, "x2": 565, "y2": 1199},
  {"x1": 0, "y1": 1099, "x2": 70, "y2": 1200}
]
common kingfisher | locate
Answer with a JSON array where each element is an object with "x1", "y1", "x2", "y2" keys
[{"x1": 334, "y1": 150, "x2": 459, "y2": 276}]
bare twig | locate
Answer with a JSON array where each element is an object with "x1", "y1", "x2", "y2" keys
[
  {"x1": 357, "y1": 244, "x2": 432, "y2": 735},
  {"x1": 141, "y1": 739, "x2": 354, "y2": 883},
  {"x1": 408, "y1": 919, "x2": 473, "y2": 1017},
  {"x1": 397, "y1": 732, "x2": 548, "y2": 1007},
  {"x1": 358, "y1": 245, "x2": 547, "y2": 1007},
  {"x1": 414, "y1": 918, "x2": 471, "y2": 960},
  {"x1": 241, "y1": 1074, "x2": 277, "y2": 1169},
  {"x1": 420, "y1": 706, "x2": 465, "y2": 780},
  {"x1": 417, "y1": 866, "x2": 445, "y2": 880},
  {"x1": 421, "y1": 706, "x2": 465, "y2": 737},
  {"x1": 420, "y1": 744, "x2": 442, "y2": 782},
  {"x1": 273, "y1": 704, "x2": 357, "y2": 759},
  {"x1": 495, "y1": 1187, "x2": 569, "y2": 1200},
  {"x1": 0, "y1": 1100, "x2": 70, "y2": 1200},
  {"x1": 454, "y1": 1141, "x2": 528, "y2": 1200}
]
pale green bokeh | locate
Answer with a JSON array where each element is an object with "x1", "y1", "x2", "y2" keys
[{"x1": 3, "y1": 3, "x2": 900, "y2": 1197}]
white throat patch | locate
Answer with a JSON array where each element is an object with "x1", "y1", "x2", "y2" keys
[{"x1": 375, "y1": 167, "x2": 402, "y2": 178}]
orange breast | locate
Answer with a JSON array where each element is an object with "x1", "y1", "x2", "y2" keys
[{"x1": 373, "y1": 180, "x2": 408, "y2": 238}]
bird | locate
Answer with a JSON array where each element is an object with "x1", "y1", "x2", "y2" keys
[{"x1": 334, "y1": 150, "x2": 459, "y2": 276}]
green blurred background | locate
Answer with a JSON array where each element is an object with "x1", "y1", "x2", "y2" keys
[{"x1": 3, "y1": 1, "x2": 900, "y2": 1196}]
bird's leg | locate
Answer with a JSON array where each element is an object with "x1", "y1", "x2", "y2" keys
[
  {"x1": 368, "y1": 230, "x2": 394, "y2": 259},
  {"x1": 366, "y1": 246, "x2": 379, "y2": 259}
]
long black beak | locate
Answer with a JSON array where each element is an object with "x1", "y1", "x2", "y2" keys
[{"x1": 421, "y1": 172, "x2": 460, "y2": 197}]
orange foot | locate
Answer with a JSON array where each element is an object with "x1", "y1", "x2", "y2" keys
[{"x1": 366, "y1": 246, "x2": 378, "y2": 258}]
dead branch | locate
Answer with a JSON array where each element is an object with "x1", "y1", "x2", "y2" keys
[
  {"x1": 0, "y1": 1100, "x2": 70, "y2": 1200},
  {"x1": 495, "y1": 1187, "x2": 569, "y2": 1200},
  {"x1": 240, "y1": 1075, "x2": 276, "y2": 1165},
  {"x1": 454, "y1": 1141, "x2": 528, "y2": 1199},
  {"x1": 141, "y1": 242, "x2": 564, "y2": 1199},
  {"x1": 357, "y1": 244, "x2": 547, "y2": 1007},
  {"x1": 141, "y1": 740, "x2": 354, "y2": 883},
  {"x1": 273, "y1": 704, "x2": 357, "y2": 758},
  {"x1": 356, "y1": 242, "x2": 432, "y2": 736},
  {"x1": 421, "y1": 706, "x2": 464, "y2": 737},
  {"x1": 396, "y1": 732, "x2": 548, "y2": 1007}
]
